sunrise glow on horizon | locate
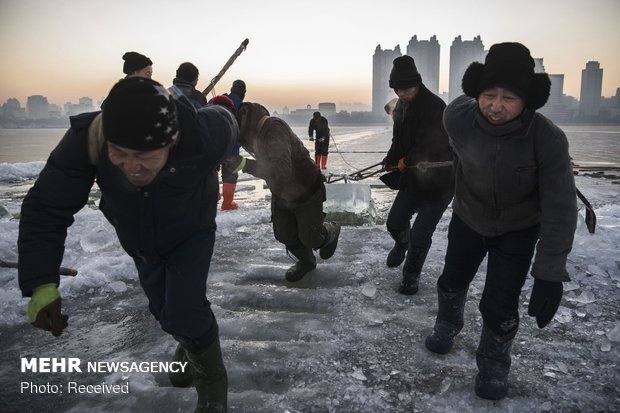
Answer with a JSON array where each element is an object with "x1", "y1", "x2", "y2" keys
[{"x1": 1, "y1": 0, "x2": 618, "y2": 113}]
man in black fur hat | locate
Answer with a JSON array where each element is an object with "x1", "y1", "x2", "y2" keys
[
  {"x1": 382, "y1": 55, "x2": 454, "y2": 296},
  {"x1": 424, "y1": 42, "x2": 577, "y2": 401}
]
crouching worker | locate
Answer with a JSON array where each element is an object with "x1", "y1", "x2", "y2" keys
[
  {"x1": 17, "y1": 77, "x2": 238, "y2": 412},
  {"x1": 425, "y1": 43, "x2": 577, "y2": 401},
  {"x1": 224, "y1": 102, "x2": 341, "y2": 282}
]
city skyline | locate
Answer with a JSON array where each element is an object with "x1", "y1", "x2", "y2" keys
[{"x1": 1, "y1": 0, "x2": 619, "y2": 112}]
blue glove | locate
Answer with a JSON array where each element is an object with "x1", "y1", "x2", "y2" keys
[{"x1": 527, "y1": 278, "x2": 563, "y2": 328}]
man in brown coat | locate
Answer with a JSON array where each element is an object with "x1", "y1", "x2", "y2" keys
[{"x1": 225, "y1": 102, "x2": 341, "y2": 281}]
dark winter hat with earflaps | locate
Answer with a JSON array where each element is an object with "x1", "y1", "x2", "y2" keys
[
  {"x1": 389, "y1": 55, "x2": 422, "y2": 89},
  {"x1": 102, "y1": 77, "x2": 179, "y2": 151},
  {"x1": 461, "y1": 42, "x2": 551, "y2": 110}
]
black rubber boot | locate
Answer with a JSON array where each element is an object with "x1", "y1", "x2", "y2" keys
[
  {"x1": 425, "y1": 284, "x2": 468, "y2": 354},
  {"x1": 398, "y1": 246, "x2": 429, "y2": 295},
  {"x1": 285, "y1": 246, "x2": 317, "y2": 282},
  {"x1": 180, "y1": 325, "x2": 228, "y2": 413},
  {"x1": 386, "y1": 225, "x2": 409, "y2": 267},
  {"x1": 475, "y1": 323, "x2": 517, "y2": 400},
  {"x1": 169, "y1": 343, "x2": 193, "y2": 387},
  {"x1": 319, "y1": 221, "x2": 341, "y2": 259}
]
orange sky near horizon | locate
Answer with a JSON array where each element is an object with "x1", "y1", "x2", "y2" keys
[{"x1": 1, "y1": 0, "x2": 618, "y2": 113}]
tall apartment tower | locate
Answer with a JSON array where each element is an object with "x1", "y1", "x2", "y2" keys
[
  {"x1": 26, "y1": 95, "x2": 49, "y2": 119},
  {"x1": 406, "y1": 35, "x2": 440, "y2": 95},
  {"x1": 580, "y1": 61, "x2": 603, "y2": 117},
  {"x1": 448, "y1": 35, "x2": 486, "y2": 102},
  {"x1": 372, "y1": 44, "x2": 402, "y2": 114}
]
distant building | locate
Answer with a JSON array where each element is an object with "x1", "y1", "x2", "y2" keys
[
  {"x1": 580, "y1": 61, "x2": 603, "y2": 118},
  {"x1": 448, "y1": 36, "x2": 486, "y2": 102},
  {"x1": 406, "y1": 35, "x2": 440, "y2": 95},
  {"x1": 534, "y1": 58, "x2": 546, "y2": 74},
  {"x1": 318, "y1": 102, "x2": 336, "y2": 116},
  {"x1": 27, "y1": 95, "x2": 49, "y2": 119},
  {"x1": 372, "y1": 44, "x2": 401, "y2": 114},
  {"x1": 64, "y1": 97, "x2": 95, "y2": 116},
  {"x1": 1, "y1": 98, "x2": 26, "y2": 119}
]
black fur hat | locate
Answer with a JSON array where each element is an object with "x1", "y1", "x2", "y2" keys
[
  {"x1": 103, "y1": 78, "x2": 178, "y2": 151},
  {"x1": 389, "y1": 55, "x2": 422, "y2": 89},
  {"x1": 461, "y1": 42, "x2": 551, "y2": 110}
]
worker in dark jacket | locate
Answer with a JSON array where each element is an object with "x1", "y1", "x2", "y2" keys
[
  {"x1": 18, "y1": 77, "x2": 238, "y2": 412},
  {"x1": 171, "y1": 62, "x2": 208, "y2": 109},
  {"x1": 382, "y1": 55, "x2": 454, "y2": 295},
  {"x1": 220, "y1": 79, "x2": 247, "y2": 210},
  {"x1": 308, "y1": 111, "x2": 330, "y2": 169},
  {"x1": 425, "y1": 42, "x2": 577, "y2": 401}
]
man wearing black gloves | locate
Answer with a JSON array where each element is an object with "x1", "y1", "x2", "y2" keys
[
  {"x1": 424, "y1": 42, "x2": 577, "y2": 400},
  {"x1": 382, "y1": 55, "x2": 454, "y2": 295},
  {"x1": 18, "y1": 77, "x2": 238, "y2": 412}
]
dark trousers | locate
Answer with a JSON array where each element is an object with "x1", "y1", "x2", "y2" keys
[
  {"x1": 133, "y1": 227, "x2": 217, "y2": 347},
  {"x1": 439, "y1": 213, "x2": 539, "y2": 334},
  {"x1": 271, "y1": 182, "x2": 326, "y2": 250},
  {"x1": 314, "y1": 139, "x2": 329, "y2": 156},
  {"x1": 386, "y1": 188, "x2": 451, "y2": 249}
]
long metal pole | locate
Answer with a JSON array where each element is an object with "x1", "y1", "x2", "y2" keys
[{"x1": 202, "y1": 38, "x2": 249, "y2": 96}]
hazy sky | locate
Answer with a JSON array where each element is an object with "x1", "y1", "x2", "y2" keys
[{"x1": 1, "y1": 0, "x2": 618, "y2": 112}]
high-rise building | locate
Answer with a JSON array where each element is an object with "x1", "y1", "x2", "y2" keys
[
  {"x1": 448, "y1": 36, "x2": 486, "y2": 102},
  {"x1": 548, "y1": 74, "x2": 565, "y2": 107},
  {"x1": 406, "y1": 35, "x2": 440, "y2": 95},
  {"x1": 372, "y1": 44, "x2": 402, "y2": 114},
  {"x1": 579, "y1": 61, "x2": 603, "y2": 117},
  {"x1": 27, "y1": 95, "x2": 49, "y2": 119}
]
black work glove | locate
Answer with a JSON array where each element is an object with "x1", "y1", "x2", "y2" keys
[{"x1": 528, "y1": 278, "x2": 563, "y2": 328}]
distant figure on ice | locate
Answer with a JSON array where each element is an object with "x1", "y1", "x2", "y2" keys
[
  {"x1": 425, "y1": 42, "x2": 577, "y2": 401},
  {"x1": 171, "y1": 61, "x2": 208, "y2": 108},
  {"x1": 308, "y1": 111, "x2": 330, "y2": 169},
  {"x1": 17, "y1": 77, "x2": 238, "y2": 412},
  {"x1": 381, "y1": 55, "x2": 454, "y2": 295},
  {"x1": 121, "y1": 51, "x2": 153, "y2": 79},
  {"x1": 226, "y1": 102, "x2": 341, "y2": 282},
  {"x1": 220, "y1": 79, "x2": 247, "y2": 210}
]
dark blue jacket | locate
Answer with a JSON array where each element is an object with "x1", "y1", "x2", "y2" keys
[{"x1": 18, "y1": 100, "x2": 237, "y2": 296}]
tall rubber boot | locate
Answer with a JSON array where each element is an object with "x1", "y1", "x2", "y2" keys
[
  {"x1": 425, "y1": 284, "x2": 468, "y2": 354},
  {"x1": 318, "y1": 221, "x2": 341, "y2": 259},
  {"x1": 321, "y1": 155, "x2": 328, "y2": 169},
  {"x1": 285, "y1": 245, "x2": 317, "y2": 282},
  {"x1": 398, "y1": 245, "x2": 429, "y2": 295},
  {"x1": 475, "y1": 323, "x2": 517, "y2": 400},
  {"x1": 221, "y1": 183, "x2": 238, "y2": 210},
  {"x1": 386, "y1": 225, "x2": 409, "y2": 267},
  {"x1": 182, "y1": 327, "x2": 228, "y2": 413},
  {"x1": 315, "y1": 155, "x2": 320, "y2": 165},
  {"x1": 169, "y1": 343, "x2": 193, "y2": 387}
]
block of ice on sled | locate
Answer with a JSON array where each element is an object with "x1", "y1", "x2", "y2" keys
[{"x1": 324, "y1": 183, "x2": 377, "y2": 226}]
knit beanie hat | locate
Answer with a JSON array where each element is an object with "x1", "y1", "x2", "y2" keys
[
  {"x1": 102, "y1": 78, "x2": 179, "y2": 151},
  {"x1": 176, "y1": 62, "x2": 200, "y2": 83},
  {"x1": 122, "y1": 52, "x2": 152, "y2": 75},
  {"x1": 231, "y1": 79, "x2": 246, "y2": 99},
  {"x1": 389, "y1": 55, "x2": 422, "y2": 89},
  {"x1": 461, "y1": 42, "x2": 551, "y2": 110}
]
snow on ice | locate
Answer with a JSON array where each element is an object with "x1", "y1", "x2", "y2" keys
[{"x1": 0, "y1": 128, "x2": 618, "y2": 412}]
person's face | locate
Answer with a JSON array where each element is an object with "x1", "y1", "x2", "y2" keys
[
  {"x1": 131, "y1": 65, "x2": 153, "y2": 79},
  {"x1": 394, "y1": 86, "x2": 419, "y2": 103},
  {"x1": 478, "y1": 87, "x2": 525, "y2": 125},
  {"x1": 107, "y1": 142, "x2": 172, "y2": 187}
]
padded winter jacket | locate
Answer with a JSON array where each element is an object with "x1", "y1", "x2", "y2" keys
[
  {"x1": 18, "y1": 100, "x2": 237, "y2": 296},
  {"x1": 385, "y1": 84, "x2": 454, "y2": 201},
  {"x1": 443, "y1": 95, "x2": 577, "y2": 282}
]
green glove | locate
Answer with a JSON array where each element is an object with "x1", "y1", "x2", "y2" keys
[
  {"x1": 27, "y1": 283, "x2": 68, "y2": 337},
  {"x1": 232, "y1": 157, "x2": 246, "y2": 173}
]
